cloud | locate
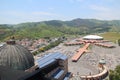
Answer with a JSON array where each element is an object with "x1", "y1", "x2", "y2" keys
[
  {"x1": 90, "y1": 5, "x2": 110, "y2": 12},
  {"x1": 32, "y1": 11, "x2": 57, "y2": 16},
  {"x1": 0, "y1": 11, "x2": 63, "y2": 24},
  {"x1": 88, "y1": 5, "x2": 120, "y2": 20},
  {"x1": 93, "y1": 11, "x2": 120, "y2": 20},
  {"x1": 0, "y1": 11, "x2": 57, "y2": 16}
]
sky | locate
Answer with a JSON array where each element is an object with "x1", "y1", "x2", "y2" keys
[{"x1": 0, "y1": 0, "x2": 120, "y2": 24}]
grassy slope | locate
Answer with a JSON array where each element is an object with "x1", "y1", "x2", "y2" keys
[
  {"x1": 1, "y1": 19, "x2": 120, "y2": 41},
  {"x1": 100, "y1": 32, "x2": 120, "y2": 42}
]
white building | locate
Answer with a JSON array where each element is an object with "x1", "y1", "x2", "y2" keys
[{"x1": 83, "y1": 35, "x2": 103, "y2": 40}]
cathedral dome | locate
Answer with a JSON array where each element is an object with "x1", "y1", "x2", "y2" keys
[{"x1": 0, "y1": 40, "x2": 34, "y2": 70}]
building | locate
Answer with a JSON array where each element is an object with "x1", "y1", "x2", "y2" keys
[
  {"x1": 0, "y1": 39, "x2": 34, "y2": 70},
  {"x1": 18, "y1": 52, "x2": 71, "y2": 80},
  {"x1": 83, "y1": 35, "x2": 103, "y2": 40},
  {"x1": 0, "y1": 43, "x2": 70, "y2": 80},
  {"x1": 0, "y1": 37, "x2": 70, "y2": 80},
  {"x1": 0, "y1": 66, "x2": 30, "y2": 80},
  {"x1": 35, "y1": 52, "x2": 70, "y2": 80}
]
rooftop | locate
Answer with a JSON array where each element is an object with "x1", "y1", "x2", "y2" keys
[
  {"x1": 0, "y1": 40, "x2": 34, "y2": 70},
  {"x1": 36, "y1": 52, "x2": 68, "y2": 68},
  {"x1": 83, "y1": 35, "x2": 103, "y2": 40}
]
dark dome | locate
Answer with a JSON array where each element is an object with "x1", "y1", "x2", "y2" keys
[{"x1": 0, "y1": 40, "x2": 34, "y2": 70}]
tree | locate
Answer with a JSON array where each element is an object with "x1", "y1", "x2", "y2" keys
[
  {"x1": 109, "y1": 65, "x2": 120, "y2": 80},
  {"x1": 118, "y1": 39, "x2": 120, "y2": 46}
]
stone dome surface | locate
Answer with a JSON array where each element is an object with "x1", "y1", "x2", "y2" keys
[{"x1": 0, "y1": 40, "x2": 34, "y2": 70}]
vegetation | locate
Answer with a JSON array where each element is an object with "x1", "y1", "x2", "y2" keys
[
  {"x1": 118, "y1": 39, "x2": 120, "y2": 46},
  {"x1": 0, "y1": 25, "x2": 14, "y2": 41},
  {"x1": 100, "y1": 32, "x2": 120, "y2": 42},
  {"x1": 1, "y1": 18, "x2": 120, "y2": 41},
  {"x1": 109, "y1": 65, "x2": 120, "y2": 80},
  {"x1": 33, "y1": 39, "x2": 62, "y2": 55}
]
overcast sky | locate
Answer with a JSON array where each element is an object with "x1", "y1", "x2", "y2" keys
[{"x1": 0, "y1": 0, "x2": 120, "y2": 24}]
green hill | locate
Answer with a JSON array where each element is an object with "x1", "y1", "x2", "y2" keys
[
  {"x1": 0, "y1": 24, "x2": 14, "y2": 41},
  {"x1": 0, "y1": 18, "x2": 120, "y2": 41}
]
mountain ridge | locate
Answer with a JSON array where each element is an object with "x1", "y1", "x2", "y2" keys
[{"x1": 0, "y1": 18, "x2": 120, "y2": 40}]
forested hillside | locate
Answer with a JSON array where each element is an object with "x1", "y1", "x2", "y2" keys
[
  {"x1": 0, "y1": 25, "x2": 14, "y2": 41},
  {"x1": 0, "y1": 18, "x2": 120, "y2": 41}
]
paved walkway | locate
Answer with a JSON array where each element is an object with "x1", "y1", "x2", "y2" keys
[{"x1": 72, "y1": 43, "x2": 90, "y2": 62}]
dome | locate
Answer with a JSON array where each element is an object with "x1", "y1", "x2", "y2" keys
[
  {"x1": 83, "y1": 35, "x2": 103, "y2": 40},
  {"x1": 0, "y1": 40, "x2": 34, "y2": 70},
  {"x1": 99, "y1": 59, "x2": 106, "y2": 64}
]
